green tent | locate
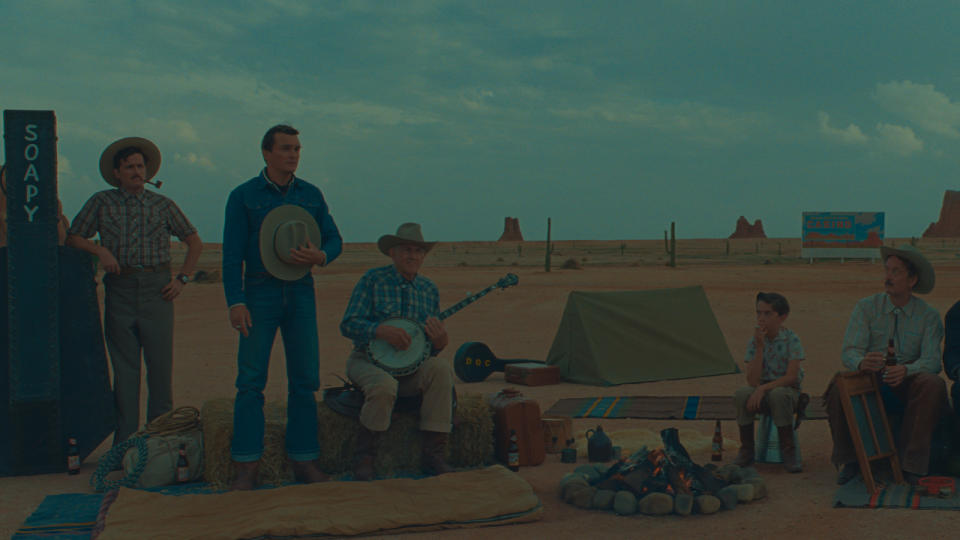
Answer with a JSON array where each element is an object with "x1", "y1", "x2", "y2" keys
[{"x1": 546, "y1": 286, "x2": 740, "y2": 386}]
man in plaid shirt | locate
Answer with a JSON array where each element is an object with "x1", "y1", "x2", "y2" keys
[
  {"x1": 340, "y1": 222, "x2": 455, "y2": 480},
  {"x1": 66, "y1": 137, "x2": 202, "y2": 446}
]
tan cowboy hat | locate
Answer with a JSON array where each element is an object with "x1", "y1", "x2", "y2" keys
[
  {"x1": 880, "y1": 244, "x2": 935, "y2": 294},
  {"x1": 378, "y1": 222, "x2": 436, "y2": 256},
  {"x1": 99, "y1": 137, "x2": 162, "y2": 187},
  {"x1": 259, "y1": 205, "x2": 322, "y2": 281}
]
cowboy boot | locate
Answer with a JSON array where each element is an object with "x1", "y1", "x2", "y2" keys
[
  {"x1": 231, "y1": 460, "x2": 260, "y2": 491},
  {"x1": 778, "y1": 425, "x2": 802, "y2": 473},
  {"x1": 291, "y1": 459, "x2": 330, "y2": 484},
  {"x1": 733, "y1": 423, "x2": 755, "y2": 467},
  {"x1": 353, "y1": 427, "x2": 379, "y2": 481},
  {"x1": 421, "y1": 431, "x2": 455, "y2": 475}
]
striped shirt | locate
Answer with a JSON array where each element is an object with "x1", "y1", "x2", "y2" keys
[
  {"x1": 340, "y1": 264, "x2": 439, "y2": 349},
  {"x1": 744, "y1": 327, "x2": 805, "y2": 388},
  {"x1": 69, "y1": 189, "x2": 197, "y2": 267},
  {"x1": 841, "y1": 292, "x2": 943, "y2": 376}
]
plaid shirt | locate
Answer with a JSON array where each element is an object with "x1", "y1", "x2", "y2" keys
[
  {"x1": 340, "y1": 264, "x2": 439, "y2": 349},
  {"x1": 744, "y1": 327, "x2": 805, "y2": 388},
  {"x1": 841, "y1": 292, "x2": 943, "y2": 376},
  {"x1": 69, "y1": 189, "x2": 196, "y2": 267}
]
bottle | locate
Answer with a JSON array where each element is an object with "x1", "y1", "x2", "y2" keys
[
  {"x1": 711, "y1": 420, "x2": 723, "y2": 461},
  {"x1": 885, "y1": 338, "x2": 897, "y2": 366},
  {"x1": 67, "y1": 437, "x2": 80, "y2": 475},
  {"x1": 176, "y1": 443, "x2": 190, "y2": 483},
  {"x1": 507, "y1": 429, "x2": 520, "y2": 472}
]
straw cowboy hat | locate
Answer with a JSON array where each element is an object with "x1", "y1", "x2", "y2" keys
[
  {"x1": 377, "y1": 222, "x2": 436, "y2": 256},
  {"x1": 259, "y1": 205, "x2": 322, "y2": 281},
  {"x1": 99, "y1": 137, "x2": 162, "y2": 187},
  {"x1": 881, "y1": 244, "x2": 935, "y2": 294}
]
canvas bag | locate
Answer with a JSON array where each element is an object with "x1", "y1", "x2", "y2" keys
[{"x1": 122, "y1": 429, "x2": 204, "y2": 488}]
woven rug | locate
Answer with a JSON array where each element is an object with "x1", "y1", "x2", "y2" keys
[
  {"x1": 545, "y1": 395, "x2": 827, "y2": 420},
  {"x1": 834, "y1": 477, "x2": 960, "y2": 509}
]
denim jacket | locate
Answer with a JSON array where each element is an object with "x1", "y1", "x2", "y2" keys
[{"x1": 222, "y1": 169, "x2": 342, "y2": 307}]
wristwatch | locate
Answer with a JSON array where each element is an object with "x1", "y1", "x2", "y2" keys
[{"x1": 176, "y1": 273, "x2": 189, "y2": 285}]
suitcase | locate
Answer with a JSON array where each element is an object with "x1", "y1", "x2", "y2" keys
[
  {"x1": 504, "y1": 363, "x2": 560, "y2": 386},
  {"x1": 488, "y1": 388, "x2": 546, "y2": 466}
]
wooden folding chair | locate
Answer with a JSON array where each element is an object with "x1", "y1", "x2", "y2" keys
[{"x1": 834, "y1": 371, "x2": 903, "y2": 493}]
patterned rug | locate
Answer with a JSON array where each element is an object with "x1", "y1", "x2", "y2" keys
[{"x1": 545, "y1": 395, "x2": 827, "y2": 420}]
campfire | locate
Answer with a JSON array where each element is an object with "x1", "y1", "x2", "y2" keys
[{"x1": 560, "y1": 428, "x2": 766, "y2": 516}]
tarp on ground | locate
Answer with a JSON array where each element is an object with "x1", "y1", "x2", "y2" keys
[{"x1": 546, "y1": 286, "x2": 740, "y2": 386}]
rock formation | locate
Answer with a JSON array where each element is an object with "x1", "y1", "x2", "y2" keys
[
  {"x1": 498, "y1": 217, "x2": 524, "y2": 241},
  {"x1": 728, "y1": 216, "x2": 766, "y2": 239},
  {"x1": 922, "y1": 190, "x2": 960, "y2": 237}
]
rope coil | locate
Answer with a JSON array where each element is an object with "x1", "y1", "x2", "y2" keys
[{"x1": 90, "y1": 406, "x2": 201, "y2": 492}]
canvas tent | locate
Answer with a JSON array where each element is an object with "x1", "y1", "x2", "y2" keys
[{"x1": 546, "y1": 286, "x2": 740, "y2": 386}]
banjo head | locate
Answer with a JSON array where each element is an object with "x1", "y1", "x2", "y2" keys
[{"x1": 368, "y1": 318, "x2": 430, "y2": 377}]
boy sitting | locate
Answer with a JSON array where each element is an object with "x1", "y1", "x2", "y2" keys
[{"x1": 732, "y1": 292, "x2": 805, "y2": 473}]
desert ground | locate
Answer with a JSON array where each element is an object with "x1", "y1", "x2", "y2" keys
[{"x1": 4, "y1": 237, "x2": 960, "y2": 539}]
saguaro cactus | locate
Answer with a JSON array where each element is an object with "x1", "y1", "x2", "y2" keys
[
  {"x1": 545, "y1": 217, "x2": 552, "y2": 272},
  {"x1": 664, "y1": 221, "x2": 676, "y2": 267}
]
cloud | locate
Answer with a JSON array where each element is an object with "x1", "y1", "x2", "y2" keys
[
  {"x1": 550, "y1": 98, "x2": 765, "y2": 144},
  {"x1": 875, "y1": 123, "x2": 923, "y2": 156},
  {"x1": 817, "y1": 112, "x2": 868, "y2": 145},
  {"x1": 873, "y1": 81, "x2": 960, "y2": 137},
  {"x1": 174, "y1": 152, "x2": 216, "y2": 170}
]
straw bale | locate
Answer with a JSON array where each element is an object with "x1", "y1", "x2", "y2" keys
[
  {"x1": 203, "y1": 393, "x2": 493, "y2": 487},
  {"x1": 202, "y1": 398, "x2": 294, "y2": 490}
]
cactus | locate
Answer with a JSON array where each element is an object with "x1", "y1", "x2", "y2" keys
[
  {"x1": 545, "y1": 217, "x2": 552, "y2": 272},
  {"x1": 620, "y1": 242, "x2": 626, "y2": 256},
  {"x1": 664, "y1": 221, "x2": 676, "y2": 267}
]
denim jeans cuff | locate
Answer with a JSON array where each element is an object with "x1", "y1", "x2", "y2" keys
[
  {"x1": 231, "y1": 452, "x2": 262, "y2": 463},
  {"x1": 287, "y1": 449, "x2": 320, "y2": 462}
]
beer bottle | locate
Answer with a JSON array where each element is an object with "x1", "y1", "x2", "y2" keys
[
  {"x1": 176, "y1": 443, "x2": 190, "y2": 483},
  {"x1": 886, "y1": 338, "x2": 897, "y2": 366},
  {"x1": 67, "y1": 437, "x2": 80, "y2": 475},
  {"x1": 507, "y1": 429, "x2": 520, "y2": 472},
  {"x1": 711, "y1": 420, "x2": 723, "y2": 461}
]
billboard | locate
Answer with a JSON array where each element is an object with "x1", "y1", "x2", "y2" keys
[{"x1": 801, "y1": 211, "x2": 884, "y2": 259}]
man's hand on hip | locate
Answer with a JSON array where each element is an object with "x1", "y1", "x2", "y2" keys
[
  {"x1": 230, "y1": 305, "x2": 252, "y2": 338},
  {"x1": 161, "y1": 279, "x2": 185, "y2": 301},
  {"x1": 99, "y1": 248, "x2": 120, "y2": 273}
]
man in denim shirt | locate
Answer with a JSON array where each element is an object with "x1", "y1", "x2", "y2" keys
[
  {"x1": 222, "y1": 125, "x2": 342, "y2": 489},
  {"x1": 825, "y1": 245, "x2": 947, "y2": 486}
]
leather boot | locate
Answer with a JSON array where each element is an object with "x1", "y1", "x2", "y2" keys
[
  {"x1": 231, "y1": 460, "x2": 260, "y2": 491},
  {"x1": 353, "y1": 427, "x2": 379, "y2": 481},
  {"x1": 291, "y1": 459, "x2": 329, "y2": 484},
  {"x1": 421, "y1": 431, "x2": 455, "y2": 475},
  {"x1": 733, "y1": 423, "x2": 755, "y2": 467},
  {"x1": 778, "y1": 425, "x2": 802, "y2": 473}
]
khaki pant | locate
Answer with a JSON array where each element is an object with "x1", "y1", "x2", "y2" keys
[
  {"x1": 825, "y1": 372, "x2": 947, "y2": 475},
  {"x1": 103, "y1": 270, "x2": 174, "y2": 444},
  {"x1": 346, "y1": 350, "x2": 453, "y2": 433},
  {"x1": 733, "y1": 385, "x2": 799, "y2": 427}
]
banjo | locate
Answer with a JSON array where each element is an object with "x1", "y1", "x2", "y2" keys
[{"x1": 367, "y1": 273, "x2": 519, "y2": 377}]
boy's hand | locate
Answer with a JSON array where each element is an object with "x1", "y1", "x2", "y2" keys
[
  {"x1": 753, "y1": 325, "x2": 766, "y2": 345},
  {"x1": 746, "y1": 386, "x2": 768, "y2": 412}
]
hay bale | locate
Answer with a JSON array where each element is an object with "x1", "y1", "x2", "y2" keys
[
  {"x1": 202, "y1": 398, "x2": 293, "y2": 490},
  {"x1": 204, "y1": 393, "x2": 494, "y2": 487},
  {"x1": 316, "y1": 392, "x2": 494, "y2": 477}
]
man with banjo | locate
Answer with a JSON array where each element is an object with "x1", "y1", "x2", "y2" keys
[{"x1": 340, "y1": 222, "x2": 456, "y2": 480}]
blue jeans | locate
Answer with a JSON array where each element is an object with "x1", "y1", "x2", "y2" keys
[{"x1": 231, "y1": 277, "x2": 320, "y2": 462}]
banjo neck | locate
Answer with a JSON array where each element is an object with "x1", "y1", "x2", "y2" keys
[{"x1": 437, "y1": 273, "x2": 518, "y2": 321}]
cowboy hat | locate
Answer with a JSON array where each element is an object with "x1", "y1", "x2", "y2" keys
[
  {"x1": 377, "y1": 222, "x2": 436, "y2": 256},
  {"x1": 880, "y1": 244, "x2": 935, "y2": 294},
  {"x1": 259, "y1": 205, "x2": 322, "y2": 281},
  {"x1": 99, "y1": 137, "x2": 162, "y2": 187}
]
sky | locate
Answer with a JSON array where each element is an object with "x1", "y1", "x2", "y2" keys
[{"x1": 2, "y1": 1, "x2": 960, "y2": 242}]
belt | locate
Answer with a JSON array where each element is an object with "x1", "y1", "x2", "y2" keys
[{"x1": 118, "y1": 263, "x2": 171, "y2": 275}]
